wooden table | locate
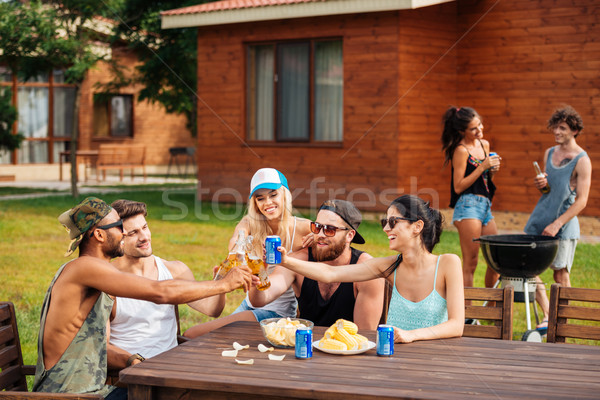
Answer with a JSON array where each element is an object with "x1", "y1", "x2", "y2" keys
[
  {"x1": 120, "y1": 321, "x2": 600, "y2": 400},
  {"x1": 59, "y1": 150, "x2": 99, "y2": 181}
]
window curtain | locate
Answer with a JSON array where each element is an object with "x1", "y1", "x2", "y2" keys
[
  {"x1": 247, "y1": 45, "x2": 274, "y2": 141},
  {"x1": 0, "y1": 150, "x2": 10, "y2": 164},
  {"x1": 314, "y1": 40, "x2": 343, "y2": 141},
  {"x1": 111, "y1": 96, "x2": 132, "y2": 137},
  {"x1": 277, "y1": 42, "x2": 309, "y2": 141},
  {"x1": 53, "y1": 87, "x2": 76, "y2": 138},
  {"x1": 17, "y1": 87, "x2": 48, "y2": 163}
]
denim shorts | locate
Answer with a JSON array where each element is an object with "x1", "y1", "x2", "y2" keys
[
  {"x1": 452, "y1": 193, "x2": 494, "y2": 225},
  {"x1": 232, "y1": 299, "x2": 282, "y2": 321}
]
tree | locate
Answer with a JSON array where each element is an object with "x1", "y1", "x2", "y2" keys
[
  {"x1": 106, "y1": 0, "x2": 217, "y2": 137},
  {"x1": 0, "y1": 89, "x2": 22, "y2": 153},
  {"x1": 0, "y1": 0, "x2": 117, "y2": 196},
  {"x1": 0, "y1": 0, "x2": 43, "y2": 154}
]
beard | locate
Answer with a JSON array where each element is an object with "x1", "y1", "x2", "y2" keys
[
  {"x1": 311, "y1": 236, "x2": 347, "y2": 262},
  {"x1": 105, "y1": 231, "x2": 125, "y2": 259}
]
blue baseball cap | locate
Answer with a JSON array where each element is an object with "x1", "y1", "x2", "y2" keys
[{"x1": 249, "y1": 168, "x2": 289, "y2": 198}]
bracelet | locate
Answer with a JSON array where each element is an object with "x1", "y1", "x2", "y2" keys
[{"x1": 126, "y1": 353, "x2": 145, "y2": 367}]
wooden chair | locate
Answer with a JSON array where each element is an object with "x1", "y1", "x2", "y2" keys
[
  {"x1": 0, "y1": 302, "x2": 103, "y2": 399},
  {"x1": 547, "y1": 283, "x2": 600, "y2": 343},
  {"x1": 463, "y1": 285, "x2": 514, "y2": 340}
]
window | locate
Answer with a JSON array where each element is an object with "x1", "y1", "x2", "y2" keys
[
  {"x1": 247, "y1": 39, "x2": 343, "y2": 143},
  {"x1": 0, "y1": 67, "x2": 76, "y2": 164},
  {"x1": 93, "y1": 94, "x2": 133, "y2": 138}
]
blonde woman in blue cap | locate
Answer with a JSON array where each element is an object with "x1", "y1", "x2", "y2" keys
[{"x1": 184, "y1": 168, "x2": 312, "y2": 337}]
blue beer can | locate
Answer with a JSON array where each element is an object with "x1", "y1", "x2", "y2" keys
[
  {"x1": 265, "y1": 235, "x2": 282, "y2": 264},
  {"x1": 489, "y1": 152, "x2": 497, "y2": 157},
  {"x1": 376, "y1": 325, "x2": 394, "y2": 356},
  {"x1": 295, "y1": 328, "x2": 313, "y2": 359}
]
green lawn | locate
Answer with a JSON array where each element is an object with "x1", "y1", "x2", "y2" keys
[{"x1": 1, "y1": 188, "x2": 599, "y2": 371}]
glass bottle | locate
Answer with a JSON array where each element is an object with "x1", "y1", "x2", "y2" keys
[
  {"x1": 533, "y1": 161, "x2": 550, "y2": 194},
  {"x1": 245, "y1": 235, "x2": 271, "y2": 290},
  {"x1": 214, "y1": 229, "x2": 246, "y2": 280}
]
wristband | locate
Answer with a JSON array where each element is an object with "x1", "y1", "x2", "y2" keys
[{"x1": 126, "y1": 353, "x2": 145, "y2": 366}]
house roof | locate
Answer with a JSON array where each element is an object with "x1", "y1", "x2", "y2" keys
[{"x1": 161, "y1": 0, "x2": 454, "y2": 29}]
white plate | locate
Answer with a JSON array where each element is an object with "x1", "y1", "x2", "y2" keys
[{"x1": 312, "y1": 340, "x2": 376, "y2": 355}]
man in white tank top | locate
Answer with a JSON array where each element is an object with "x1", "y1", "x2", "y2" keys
[{"x1": 107, "y1": 200, "x2": 228, "y2": 370}]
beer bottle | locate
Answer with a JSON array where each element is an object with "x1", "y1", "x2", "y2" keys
[
  {"x1": 533, "y1": 162, "x2": 550, "y2": 194},
  {"x1": 244, "y1": 235, "x2": 271, "y2": 290},
  {"x1": 214, "y1": 230, "x2": 246, "y2": 280}
]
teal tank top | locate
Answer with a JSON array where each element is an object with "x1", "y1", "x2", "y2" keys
[{"x1": 386, "y1": 256, "x2": 448, "y2": 330}]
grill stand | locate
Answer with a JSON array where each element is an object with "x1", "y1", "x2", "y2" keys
[{"x1": 496, "y1": 277, "x2": 543, "y2": 342}]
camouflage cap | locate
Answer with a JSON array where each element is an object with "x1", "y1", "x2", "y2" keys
[{"x1": 58, "y1": 197, "x2": 112, "y2": 256}]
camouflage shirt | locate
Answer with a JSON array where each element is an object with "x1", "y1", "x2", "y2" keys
[{"x1": 33, "y1": 262, "x2": 116, "y2": 396}]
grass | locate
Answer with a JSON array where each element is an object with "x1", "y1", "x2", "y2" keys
[{"x1": 1, "y1": 188, "x2": 599, "y2": 371}]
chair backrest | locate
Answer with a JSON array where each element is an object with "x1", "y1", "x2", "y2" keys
[
  {"x1": 0, "y1": 302, "x2": 28, "y2": 391},
  {"x1": 463, "y1": 286, "x2": 514, "y2": 340},
  {"x1": 547, "y1": 283, "x2": 600, "y2": 343}
]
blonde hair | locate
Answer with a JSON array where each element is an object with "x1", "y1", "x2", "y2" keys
[{"x1": 246, "y1": 187, "x2": 294, "y2": 257}]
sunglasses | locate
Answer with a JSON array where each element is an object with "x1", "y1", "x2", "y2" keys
[
  {"x1": 96, "y1": 219, "x2": 124, "y2": 233},
  {"x1": 310, "y1": 221, "x2": 349, "y2": 237},
  {"x1": 380, "y1": 216, "x2": 416, "y2": 229}
]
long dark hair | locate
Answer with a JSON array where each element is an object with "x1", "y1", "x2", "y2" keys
[
  {"x1": 441, "y1": 106, "x2": 480, "y2": 166},
  {"x1": 383, "y1": 195, "x2": 444, "y2": 276},
  {"x1": 390, "y1": 195, "x2": 443, "y2": 252}
]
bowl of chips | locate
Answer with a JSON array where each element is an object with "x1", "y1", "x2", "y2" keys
[{"x1": 259, "y1": 317, "x2": 314, "y2": 348}]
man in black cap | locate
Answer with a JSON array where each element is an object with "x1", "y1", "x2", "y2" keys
[
  {"x1": 33, "y1": 197, "x2": 253, "y2": 398},
  {"x1": 249, "y1": 199, "x2": 385, "y2": 330}
]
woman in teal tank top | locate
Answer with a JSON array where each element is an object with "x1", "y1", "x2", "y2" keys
[{"x1": 279, "y1": 195, "x2": 465, "y2": 344}]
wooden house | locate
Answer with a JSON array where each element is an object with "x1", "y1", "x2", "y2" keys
[
  {"x1": 0, "y1": 17, "x2": 194, "y2": 181},
  {"x1": 163, "y1": 0, "x2": 599, "y2": 216}
]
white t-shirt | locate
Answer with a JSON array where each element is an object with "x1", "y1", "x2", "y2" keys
[{"x1": 109, "y1": 256, "x2": 178, "y2": 358}]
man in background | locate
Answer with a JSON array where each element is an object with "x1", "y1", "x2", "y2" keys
[{"x1": 525, "y1": 105, "x2": 592, "y2": 331}]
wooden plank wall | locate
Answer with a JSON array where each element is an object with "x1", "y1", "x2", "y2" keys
[
  {"x1": 397, "y1": 3, "x2": 458, "y2": 211},
  {"x1": 194, "y1": 0, "x2": 599, "y2": 218},
  {"x1": 457, "y1": 0, "x2": 600, "y2": 216},
  {"x1": 195, "y1": 12, "x2": 401, "y2": 212},
  {"x1": 79, "y1": 46, "x2": 194, "y2": 164}
]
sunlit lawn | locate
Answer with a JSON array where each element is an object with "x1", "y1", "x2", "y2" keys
[{"x1": 1, "y1": 188, "x2": 598, "y2": 372}]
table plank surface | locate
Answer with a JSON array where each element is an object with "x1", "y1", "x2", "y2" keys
[{"x1": 120, "y1": 321, "x2": 600, "y2": 400}]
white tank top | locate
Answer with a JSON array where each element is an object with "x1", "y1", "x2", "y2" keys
[
  {"x1": 109, "y1": 256, "x2": 178, "y2": 358},
  {"x1": 244, "y1": 217, "x2": 298, "y2": 317}
]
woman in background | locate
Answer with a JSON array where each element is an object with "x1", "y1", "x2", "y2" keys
[{"x1": 441, "y1": 106, "x2": 501, "y2": 294}]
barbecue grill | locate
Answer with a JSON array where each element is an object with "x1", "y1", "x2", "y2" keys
[{"x1": 474, "y1": 234, "x2": 559, "y2": 342}]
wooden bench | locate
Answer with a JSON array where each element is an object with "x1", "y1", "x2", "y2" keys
[
  {"x1": 0, "y1": 302, "x2": 104, "y2": 399},
  {"x1": 96, "y1": 144, "x2": 146, "y2": 182}
]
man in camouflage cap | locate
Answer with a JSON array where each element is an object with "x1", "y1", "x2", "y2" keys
[{"x1": 34, "y1": 197, "x2": 254, "y2": 398}]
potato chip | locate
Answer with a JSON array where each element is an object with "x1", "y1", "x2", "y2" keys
[
  {"x1": 221, "y1": 349, "x2": 238, "y2": 357},
  {"x1": 235, "y1": 358, "x2": 254, "y2": 365},
  {"x1": 268, "y1": 354, "x2": 285, "y2": 361},
  {"x1": 233, "y1": 342, "x2": 249, "y2": 350},
  {"x1": 258, "y1": 344, "x2": 274, "y2": 353}
]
